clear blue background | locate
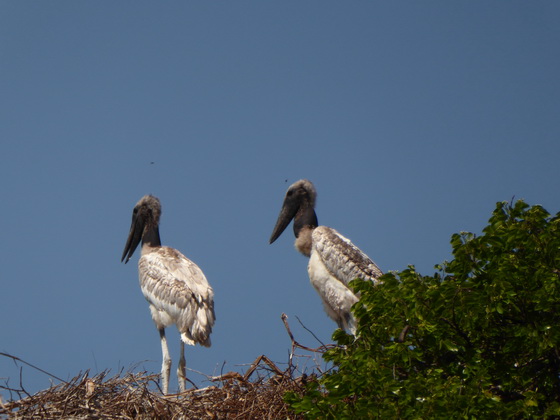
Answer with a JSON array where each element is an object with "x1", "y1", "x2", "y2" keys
[{"x1": 1, "y1": 2, "x2": 559, "y2": 396}]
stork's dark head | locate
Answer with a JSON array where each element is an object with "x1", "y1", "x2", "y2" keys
[
  {"x1": 121, "y1": 195, "x2": 162, "y2": 263},
  {"x1": 269, "y1": 179, "x2": 318, "y2": 244}
]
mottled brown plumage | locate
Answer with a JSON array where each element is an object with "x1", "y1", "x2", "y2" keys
[
  {"x1": 122, "y1": 195, "x2": 215, "y2": 394},
  {"x1": 270, "y1": 180, "x2": 382, "y2": 334}
]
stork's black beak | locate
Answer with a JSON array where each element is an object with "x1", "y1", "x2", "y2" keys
[
  {"x1": 269, "y1": 195, "x2": 300, "y2": 244},
  {"x1": 121, "y1": 210, "x2": 144, "y2": 263}
]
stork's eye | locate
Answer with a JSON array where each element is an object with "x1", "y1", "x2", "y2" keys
[{"x1": 287, "y1": 190, "x2": 294, "y2": 196}]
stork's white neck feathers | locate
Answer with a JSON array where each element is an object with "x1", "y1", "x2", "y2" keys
[{"x1": 295, "y1": 226, "x2": 314, "y2": 257}]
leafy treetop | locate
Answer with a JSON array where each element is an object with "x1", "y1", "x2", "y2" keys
[{"x1": 287, "y1": 200, "x2": 560, "y2": 419}]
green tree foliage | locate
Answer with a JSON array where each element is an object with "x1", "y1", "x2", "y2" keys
[{"x1": 286, "y1": 201, "x2": 560, "y2": 418}]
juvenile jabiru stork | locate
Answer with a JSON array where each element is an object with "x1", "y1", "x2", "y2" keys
[
  {"x1": 269, "y1": 180, "x2": 382, "y2": 334},
  {"x1": 121, "y1": 195, "x2": 215, "y2": 394}
]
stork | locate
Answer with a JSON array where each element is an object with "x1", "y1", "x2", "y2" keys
[
  {"x1": 121, "y1": 195, "x2": 215, "y2": 394},
  {"x1": 269, "y1": 180, "x2": 382, "y2": 334}
]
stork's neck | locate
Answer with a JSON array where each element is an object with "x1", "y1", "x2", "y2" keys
[
  {"x1": 141, "y1": 226, "x2": 162, "y2": 255},
  {"x1": 294, "y1": 226, "x2": 314, "y2": 257},
  {"x1": 293, "y1": 205, "x2": 317, "y2": 257}
]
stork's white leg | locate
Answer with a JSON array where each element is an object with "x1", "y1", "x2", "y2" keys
[
  {"x1": 177, "y1": 340, "x2": 186, "y2": 393},
  {"x1": 159, "y1": 328, "x2": 171, "y2": 394}
]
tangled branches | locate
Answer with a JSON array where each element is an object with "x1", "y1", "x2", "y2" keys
[
  {"x1": 1, "y1": 362, "x2": 308, "y2": 419},
  {"x1": 0, "y1": 314, "x2": 332, "y2": 419}
]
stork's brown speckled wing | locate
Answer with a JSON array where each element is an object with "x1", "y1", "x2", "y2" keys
[
  {"x1": 312, "y1": 226, "x2": 383, "y2": 286},
  {"x1": 138, "y1": 246, "x2": 215, "y2": 346}
]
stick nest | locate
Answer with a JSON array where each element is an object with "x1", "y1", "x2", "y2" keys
[{"x1": 0, "y1": 356, "x2": 309, "y2": 419}]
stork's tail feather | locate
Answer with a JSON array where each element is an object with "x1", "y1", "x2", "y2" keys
[
  {"x1": 180, "y1": 333, "x2": 196, "y2": 346},
  {"x1": 181, "y1": 332, "x2": 211, "y2": 347}
]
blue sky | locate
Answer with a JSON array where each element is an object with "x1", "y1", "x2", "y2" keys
[{"x1": 1, "y1": 2, "x2": 559, "y2": 396}]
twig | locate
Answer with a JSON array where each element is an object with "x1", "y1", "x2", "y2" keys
[
  {"x1": 0, "y1": 351, "x2": 67, "y2": 384},
  {"x1": 281, "y1": 314, "x2": 333, "y2": 355},
  {"x1": 397, "y1": 325, "x2": 410, "y2": 343},
  {"x1": 281, "y1": 313, "x2": 340, "y2": 380},
  {"x1": 243, "y1": 355, "x2": 284, "y2": 381},
  {"x1": 295, "y1": 315, "x2": 327, "y2": 348},
  {"x1": 210, "y1": 355, "x2": 285, "y2": 383},
  {"x1": 19, "y1": 367, "x2": 31, "y2": 398}
]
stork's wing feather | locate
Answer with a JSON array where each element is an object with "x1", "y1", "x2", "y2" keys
[
  {"x1": 138, "y1": 247, "x2": 215, "y2": 345},
  {"x1": 139, "y1": 247, "x2": 214, "y2": 307},
  {"x1": 312, "y1": 226, "x2": 383, "y2": 286}
]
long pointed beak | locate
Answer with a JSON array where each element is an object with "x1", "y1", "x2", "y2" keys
[
  {"x1": 121, "y1": 212, "x2": 144, "y2": 263},
  {"x1": 269, "y1": 198, "x2": 299, "y2": 244}
]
